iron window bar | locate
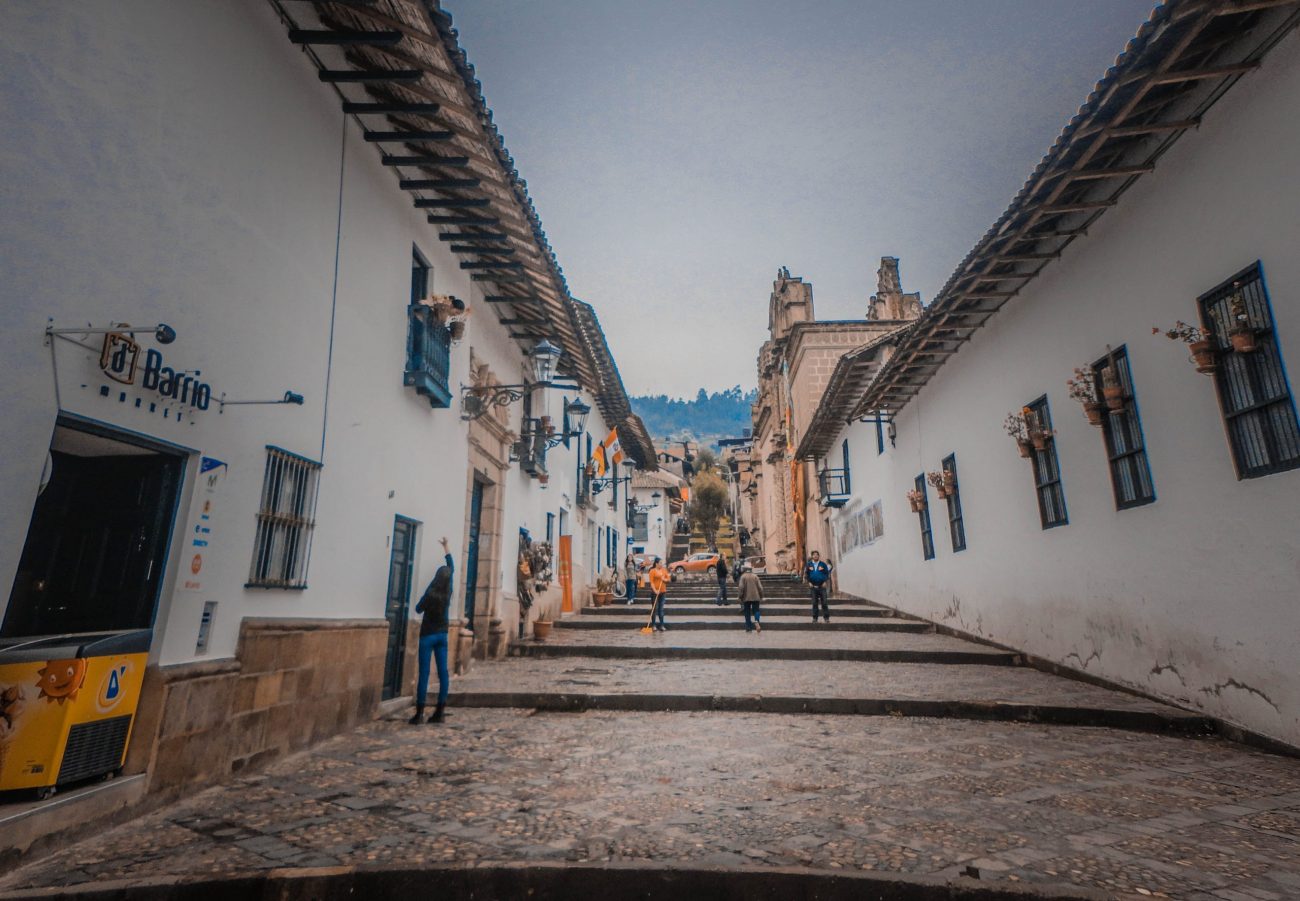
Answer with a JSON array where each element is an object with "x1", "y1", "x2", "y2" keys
[
  {"x1": 1200, "y1": 262, "x2": 1300, "y2": 479},
  {"x1": 247, "y1": 447, "x2": 322, "y2": 590},
  {"x1": 1092, "y1": 346, "x2": 1155, "y2": 509}
]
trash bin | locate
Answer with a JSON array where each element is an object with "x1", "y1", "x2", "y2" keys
[{"x1": 0, "y1": 629, "x2": 151, "y2": 798}]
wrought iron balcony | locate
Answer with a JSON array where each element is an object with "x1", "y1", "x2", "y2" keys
[
  {"x1": 403, "y1": 305, "x2": 452, "y2": 408},
  {"x1": 818, "y1": 468, "x2": 851, "y2": 507}
]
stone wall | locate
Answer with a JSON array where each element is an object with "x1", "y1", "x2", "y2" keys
[{"x1": 126, "y1": 617, "x2": 387, "y2": 798}]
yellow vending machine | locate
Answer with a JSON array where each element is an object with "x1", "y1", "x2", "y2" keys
[{"x1": 0, "y1": 629, "x2": 151, "y2": 798}]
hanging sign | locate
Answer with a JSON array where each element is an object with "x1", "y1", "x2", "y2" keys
[{"x1": 98, "y1": 335, "x2": 213, "y2": 409}]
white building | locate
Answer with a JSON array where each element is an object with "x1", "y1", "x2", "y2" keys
[
  {"x1": 797, "y1": 2, "x2": 1300, "y2": 750},
  {"x1": 628, "y1": 470, "x2": 684, "y2": 565},
  {"x1": 0, "y1": 0, "x2": 654, "y2": 813}
]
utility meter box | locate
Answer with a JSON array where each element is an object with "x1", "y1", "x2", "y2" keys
[{"x1": 0, "y1": 630, "x2": 151, "y2": 797}]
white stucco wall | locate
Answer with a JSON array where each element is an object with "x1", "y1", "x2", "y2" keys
[
  {"x1": 830, "y1": 34, "x2": 1300, "y2": 746},
  {"x1": 0, "y1": 0, "x2": 628, "y2": 666}
]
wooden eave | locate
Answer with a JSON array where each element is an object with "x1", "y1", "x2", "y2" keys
[
  {"x1": 272, "y1": 0, "x2": 610, "y2": 390},
  {"x1": 855, "y1": 0, "x2": 1300, "y2": 418}
]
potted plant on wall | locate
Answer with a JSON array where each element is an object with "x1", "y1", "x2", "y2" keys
[
  {"x1": 1025, "y1": 408, "x2": 1054, "y2": 450},
  {"x1": 926, "y1": 471, "x2": 953, "y2": 499},
  {"x1": 1154, "y1": 321, "x2": 1216, "y2": 374},
  {"x1": 906, "y1": 488, "x2": 926, "y2": 512},
  {"x1": 1004, "y1": 411, "x2": 1033, "y2": 458},
  {"x1": 1066, "y1": 368, "x2": 1106, "y2": 426},
  {"x1": 1227, "y1": 286, "x2": 1258, "y2": 353},
  {"x1": 593, "y1": 569, "x2": 615, "y2": 607},
  {"x1": 1100, "y1": 365, "x2": 1124, "y2": 412}
]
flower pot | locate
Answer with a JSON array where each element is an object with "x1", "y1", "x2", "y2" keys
[
  {"x1": 1189, "y1": 339, "x2": 1217, "y2": 374},
  {"x1": 1103, "y1": 384, "x2": 1125, "y2": 412},
  {"x1": 1083, "y1": 400, "x2": 1106, "y2": 426},
  {"x1": 449, "y1": 320, "x2": 466, "y2": 341},
  {"x1": 1016, "y1": 439, "x2": 1033, "y2": 459},
  {"x1": 1229, "y1": 328, "x2": 1258, "y2": 354},
  {"x1": 942, "y1": 471, "x2": 955, "y2": 496},
  {"x1": 1030, "y1": 432, "x2": 1048, "y2": 451},
  {"x1": 533, "y1": 619, "x2": 553, "y2": 640},
  {"x1": 594, "y1": 591, "x2": 612, "y2": 607}
]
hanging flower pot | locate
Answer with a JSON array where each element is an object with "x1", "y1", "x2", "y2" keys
[
  {"x1": 538, "y1": 473, "x2": 549, "y2": 486},
  {"x1": 1229, "y1": 327, "x2": 1258, "y2": 354},
  {"x1": 1016, "y1": 438, "x2": 1033, "y2": 458},
  {"x1": 1083, "y1": 400, "x2": 1106, "y2": 427},
  {"x1": 1005, "y1": 411, "x2": 1032, "y2": 458},
  {"x1": 942, "y1": 470, "x2": 956, "y2": 497},
  {"x1": 1189, "y1": 338, "x2": 1217, "y2": 374},
  {"x1": 906, "y1": 489, "x2": 926, "y2": 513},
  {"x1": 449, "y1": 320, "x2": 466, "y2": 342},
  {"x1": 1102, "y1": 385, "x2": 1125, "y2": 412},
  {"x1": 1029, "y1": 428, "x2": 1054, "y2": 451},
  {"x1": 1156, "y1": 322, "x2": 1216, "y2": 375}
]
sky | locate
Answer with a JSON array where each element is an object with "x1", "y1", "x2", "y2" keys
[{"x1": 449, "y1": 0, "x2": 1156, "y2": 398}]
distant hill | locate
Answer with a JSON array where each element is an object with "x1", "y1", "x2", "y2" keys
[{"x1": 630, "y1": 387, "x2": 757, "y2": 448}]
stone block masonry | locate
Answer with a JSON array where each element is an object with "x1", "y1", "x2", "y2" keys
[{"x1": 126, "y1": 617, "x2": 388, "y2": 799}]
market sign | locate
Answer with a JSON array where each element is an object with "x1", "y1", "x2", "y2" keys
[{"x1": 99, "y1": 333, "x2": 213, "y2": 409}]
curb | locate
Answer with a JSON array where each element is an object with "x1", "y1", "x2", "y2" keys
[{"x1": 0, "y1": 860, "x2": 1115, "y2": 900}]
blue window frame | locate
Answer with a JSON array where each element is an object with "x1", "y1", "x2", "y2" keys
[
  {"x1": 1026, "y1": 396, "x2": 1067, "y2": 529},
  {"x1": 942, "y1": 454, "x2": 966, "y2": 552},
  {"x1": 404, "y1": 246, "x2": 450, "y2": 408},
  {"x1": 914, "y1": 474, "x2": 935, "y2": 561},
  {"x1": 1094, "y1": 346, "x2": 1155, "y2": 509}
]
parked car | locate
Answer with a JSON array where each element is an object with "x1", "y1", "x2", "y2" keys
[{"x1": 670, "y1": 552, "x2": 720, "y2": 577}]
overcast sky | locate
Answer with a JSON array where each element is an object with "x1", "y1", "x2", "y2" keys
[{"x1": 449, "y1": 0, "x2": 1155, "y2": 398}]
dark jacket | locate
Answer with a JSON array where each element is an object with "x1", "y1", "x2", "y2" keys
[
  {"x1": 737, "y1": 572, "x2": 763, "y2": 604},
  {"x1": 416, "y1": 553, "x2": 454, "y2": 636},
  {"x1": 716, "y1": 557, "x2": 729, "y2": 581},
  {"x1": 805, "y1": 559, "x2": 832, "y2": 586}
]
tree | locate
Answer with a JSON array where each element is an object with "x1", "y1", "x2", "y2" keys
[
  {"x1": 688, "y1": 469, "x2": 728, "y2": 548},
  {"x1": 692, "y1": 447, "x2": 718, "y2": 474}
]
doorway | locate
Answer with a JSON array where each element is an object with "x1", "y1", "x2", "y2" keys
[
  {"x1": 463, "y1": 478, "x2": 485, "y2": 631},
  {"x1": 4, "y1": 419, "x2": 185, "y2": 638},
  {"x1": 381, "y1": 517, "x2": 418, "y2": 701}
]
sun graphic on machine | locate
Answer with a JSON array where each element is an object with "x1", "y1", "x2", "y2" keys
[{"x1": 35, "y1": 659, "x2": 88, "y2": 704}]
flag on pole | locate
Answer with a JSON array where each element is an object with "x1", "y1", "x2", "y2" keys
[
  {"x1": 603, "y1": 428, "x2": 623, "y2": 467},
  {"x1": 591, "y1": 442, "x2": 608, "y2": 478}
]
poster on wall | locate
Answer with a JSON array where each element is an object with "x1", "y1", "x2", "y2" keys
[
  {"x1": 178, "y1": 457, "x2": 227, "y2": 593},
  {"x1": 834, "y1": 499, "x2": 884, "y2": 558}
]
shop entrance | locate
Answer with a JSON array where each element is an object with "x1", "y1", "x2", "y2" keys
[{"x1": 3, "y1": 420, "x2": 185, "y2": 639}]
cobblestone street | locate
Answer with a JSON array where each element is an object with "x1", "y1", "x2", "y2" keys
[{"x1": 2, "y1": 583, "x2": 1299, "y2": 900}]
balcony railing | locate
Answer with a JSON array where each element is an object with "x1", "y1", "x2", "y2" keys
[
  {"x1": 818, "y1": 468, "x2": 851, "y2": 507},
  {"x1": 404, "y1": 305, "x2": 451, "y2": 408}
]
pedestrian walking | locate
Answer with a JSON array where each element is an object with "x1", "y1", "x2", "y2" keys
[
  {"x1": 714, "y1": 554, "x2": 730, "y2": 605},
  {"x1": 648, "y1": 557, "x2": 670, "y2": 632},
  {"x1": 622, "y1": 553, "x2": 639, "y2": 604},
  {"x1": 411, "y1": 536, "x2": 453, "y2": 724},
  {"x1": 738, "y1": 563, "x2": 763, "y2": 633},
  {"x1": 804, "y1": 550, "x2": 833, "y2": 623}
]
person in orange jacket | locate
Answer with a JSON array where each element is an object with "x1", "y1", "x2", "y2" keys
[{"x1": 647, "y1": 557, "x2": 671, "y2": 632}]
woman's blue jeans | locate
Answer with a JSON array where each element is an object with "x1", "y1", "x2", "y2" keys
[
  {"x1": 625, "y1": 578, "x2": 637, "y2": 601},
  {"x1": 417, "y1": 631, "x2": 449, "y2": 707},
  {"x1": 652, "y1": 593, "x2": 667, "y2": 628}
]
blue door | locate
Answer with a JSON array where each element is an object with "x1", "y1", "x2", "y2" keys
[
  {"x1": 464, "y1": 479, "x2": 484, "y2": 631},
  {"x1": 382, "y1": 517, "x2": 417, "y2": 700}
]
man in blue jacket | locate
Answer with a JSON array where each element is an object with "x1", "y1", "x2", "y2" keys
[{"x1": 804, "y1": 550, "x2": 833, "y2": 623}]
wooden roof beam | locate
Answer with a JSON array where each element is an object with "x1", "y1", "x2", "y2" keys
[
  {"x1": 414, "y1": 198, "x2": 491, "y2": 209},
  {"x1": 1147, "y1": 61, "x2": 1260, "y2": 85},
  {"x1": 449, "y1": 245, "x2": 514, "y2": 255},
  {"x1": 440, "y1": 232, "x2": 507, "y2": 241},
  {"x1": 289, "y1": 28, "x2": 401, "y2": 45},
  {"x1": 1105, "y1": 118, "x2": 1200, "y2": 138},
  {"x1": 343, "y1": 100, "x2": 440, "y2": 115},
  {"x1": 383, "y1": 154, "x2": 469, "y2": 168},
  {"x1": 399, "y1": 178, "x2": 479, "y2": 189},
  {"x1": 993, "y1": 252, "x2": 1060, "y2": 263},
  {"x1": 319, "y1": 68, "x2": 421, "y2": 83},
  {"x1": 1067, "y1": 164, "x2": 1155, "y2": 181},
  {"x1": 364, "y1": 129, "x2": 452, "y2": 143},
  {"x1": 1038, "y1": 199, "x2": 1117, "y2": 214}
]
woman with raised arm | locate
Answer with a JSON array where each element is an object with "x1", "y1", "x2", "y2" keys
[{"x1": 411, "y1": 536, "x2": 453, "y2": 724}]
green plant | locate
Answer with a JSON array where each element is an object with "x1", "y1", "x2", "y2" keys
[{"x1": 687, "y1": 469, "x2": 729, "y2": 547}]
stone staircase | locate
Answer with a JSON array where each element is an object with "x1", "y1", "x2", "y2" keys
[{"x1": 441, "y1": 576, "x2": 1215, "y2": 736}]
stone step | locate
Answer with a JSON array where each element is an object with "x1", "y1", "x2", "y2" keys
[
  {"x1": 447, "y1": 657, "x2": 1211, "y2": 736},
  {"x1": 581, "y1": 605, "x2": 897, "y2": 618},
  {"x1": 556, "y1": 617, "x2": 933, "y2": 633},
  {"x1": 515, "y1": 643, "x2": 1020, "y2": 666}
]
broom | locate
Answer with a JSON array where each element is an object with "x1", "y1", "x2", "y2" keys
[{"x1": 640, "y1": 591, "x2": 661, "y2": 635}]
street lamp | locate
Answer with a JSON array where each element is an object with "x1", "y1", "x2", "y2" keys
[
  {"x1": 542, "y1": 397, "x2": 589, "y2": 450},
  {"x1": 460, "y1": 338, "x2": 574, "y2": 421},
  {"x1": 590, "y1": 457, "x2": 634, "y2": 495}
]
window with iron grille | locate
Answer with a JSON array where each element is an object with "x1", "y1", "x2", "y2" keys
[
  {"x1": 942, "y1": 454, "x2": 966, "y2": 552},
  {"x1": 404, "y1": 247, "x2": 451, "y2": 408},
  {"x1": 1093, "y1": 346, "x2": 1155, "y2": 508},
  {"x1": 247, "y1": 446, "x2": 321, "y2": 589},
  {"x1": 914, "y1": 474, "x2": 935, "y2": 561},
  {"x1": 1200, "y1": 262, "x2": 1300, "y2": 479},
  {"x1": 1026, "y1": 396, "x2": 1068, "y2": 529}
]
